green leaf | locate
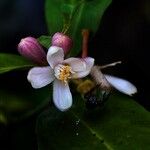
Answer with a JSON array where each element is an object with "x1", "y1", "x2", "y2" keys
[
  {"x1": 38, "y1": 35, "x2": 51, "y2": 49},
  {"x1": 45, "y1": 0, "x2": 112, "y2": 56},
  {"x1": 0, "y1": 111, "x2": 7, "y2": 124},
  {"x1": 37, "y1": 94, "x2": 150, "y2": 150},
  {"x1": 0, "y1": 54, "x2": 35, "y2": 74},
  {"x1": 0, "y1": 70, "x2": 52, "y2": 123},
  {"x1": 0, "y1": 86, "x2": 51, "y2": 123}
]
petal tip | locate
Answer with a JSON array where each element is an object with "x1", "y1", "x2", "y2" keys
[
  {"x1": 47, "y1": 46, "x2": 63, "y2": 55},
  {"x1": 105, "y1": 74, "x2": 137, "y2": 96},
  {"x1": 54, "y1": 99, "x2": 72, "y2": 112},
  {"x1": 47, "y1": 46, "x2": 64, "y2": 68},
  {"x1": 56, "y1": 104, "x2": 72, "y2": 112},
  {"x1": 127, "y1": 87, "x2": 137, "y2": 96},
  {"x1": 27, "y1": 67, "x2": 54, "y2": 89},
  {"x1": 53, "y1": 80, "x2": 72, "y2": 111}
]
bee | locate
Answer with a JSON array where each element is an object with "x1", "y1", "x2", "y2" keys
[
  {"x1": 76, "y1": 64, "x2": 137, "y2": 109},
  {"x1": 84, "y1": 85, "x2": 110, "y2": 109},
  {"x1": 75, "y1": 72, "x2": 111, "y2": 109},
  {"x1": 82, "y1": 66, "x2": 111, "y2": 109}
]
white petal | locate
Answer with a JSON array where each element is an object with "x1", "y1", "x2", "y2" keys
[
  {"x1": 53, "y1": 79, "x2": 72, "y2": 111},
  {"x1": 64, "y1": 58, "x2": 86, "y2": 72},
  {"x1": 72, "y1": 57, "x2": 94, "y2": 78},
  {"x1": 84, "y1": 57, "x2": 95, "y2": 70},
  {"x1": 27, "y1": 66, "x2": 55, "y2": 89},
  {"x1": 47, "y1": 46, "x2": 64, "y2": 68},
  {"x1": 104, "y1": 74, "x2": 137, "y2": 96}
]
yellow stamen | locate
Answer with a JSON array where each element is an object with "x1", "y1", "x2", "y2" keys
[{"x1": 57, "y1": 65, "x2": 72, "y2": 83}]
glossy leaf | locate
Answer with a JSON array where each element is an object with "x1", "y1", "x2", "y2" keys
[
  {"x1": 37, "y1": 94, "x2": 150, "y2": 150},
  {"x1": 38, "y1": 35, "x2": 51, "y2": 49},
  {"x1": 45, "y1": 0, "x2": 112, "y2": 56},
  {"x1": 0, "y1": 54, "x2": 35, "y2": 74}
]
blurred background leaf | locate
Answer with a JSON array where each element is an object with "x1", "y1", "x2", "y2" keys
[
  {"x1": 45, "y1": 0, "x2": 112, "y2": 56},
  {"x1": 0, "y1": 54, "x2": 35, "y2": 74},
  {"x1": 37, "y1": 93, "x2": 150, "y2": 150},
  {"x1": 0, "y1": 71, "x2": 52, "y2": 124}
]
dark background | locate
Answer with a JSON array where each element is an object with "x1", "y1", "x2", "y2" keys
[{"x1": 0, "y1": 0, "x2": 150, "y2": 149}]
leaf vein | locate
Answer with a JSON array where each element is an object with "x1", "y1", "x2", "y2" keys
[{"x1": 71, "y1": 111, "x2": 114, "y2": 150}]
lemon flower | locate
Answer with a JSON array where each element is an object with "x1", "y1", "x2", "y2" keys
[{"x1": 27, "y1": 46, "x2": 94, "y2": 111}]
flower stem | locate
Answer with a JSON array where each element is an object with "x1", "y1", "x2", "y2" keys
[
  {"x1": 62, "y1": 23, "x2": 70, "y2": 34},
  {"x1": 82, "y1": 29, "x2": 89, "y2": 58}
]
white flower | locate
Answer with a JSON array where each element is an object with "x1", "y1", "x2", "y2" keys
[{"x1": 27, "y1": 46, "x2": 94, "y2": 111}]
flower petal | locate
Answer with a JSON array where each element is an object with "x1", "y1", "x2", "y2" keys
[
  {"x1": 47, "y1": 46, "x2": 64, "y2": 68},
  {"x1": 27, "y1": 66, "x2": 55, "y2": 89},
  {"x1": 72, "y1": 57, "x2": 94, "y2": 78},
  {"x1": 104, "y1": 74, "x2": 137, "y2": 96},
  {"x1": 53, "y1": 79, "x2": 72, "y2": 111},
  {"x1": 64, "y1": 58, "x2": 86, "y2": 72}
]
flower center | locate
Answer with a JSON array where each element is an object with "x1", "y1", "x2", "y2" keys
[{"x1": 54, "y1": 64, "x2": 73, "y2": 83}]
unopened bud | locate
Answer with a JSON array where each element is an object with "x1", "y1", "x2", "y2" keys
[
  {"x1": 18, "y1": 37, "x2": 47, "y2": 65},
  {"x1": 52, "y1": 32, "x2": 73, "y2": 55}
]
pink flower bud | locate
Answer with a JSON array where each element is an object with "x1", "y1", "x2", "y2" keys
[
  {"x1": 52, "y1": 32, "x2": 73, "y2": 55},
  {"x1": 18, "y1": 37, "x2": 47, "y2": 65}
]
